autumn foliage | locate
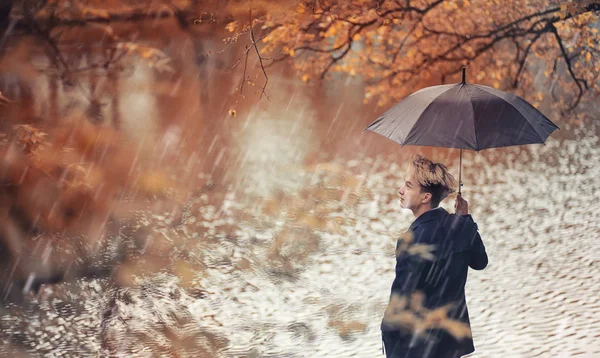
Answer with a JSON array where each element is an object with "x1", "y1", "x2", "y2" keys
[{"x1": 223, "y1": 0, "x2": 599, "y2": 111}]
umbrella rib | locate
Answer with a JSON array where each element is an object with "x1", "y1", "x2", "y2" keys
[{"x1": 464, "y1": 85, "x2": 479, "y2": 151}]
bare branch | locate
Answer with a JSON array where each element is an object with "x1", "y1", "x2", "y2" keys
[
  {"x1": 229, "y1": 44, "x2": 253, "y2": 71},
  {"x1": 549, "y1": 23, "x2": 588, "y2": 111},
  {"x1": 320, "y1": 43, "x2": 352, "y2": 79},
  {"x1": 263, "y1": 52, "x2": 289, "y2": 69},
  {"x1": 240, "y1": 45, "x2": 250, "y2": 94},
  {"x1": 512, "y1": 29, "x2": 545, "y2": 88},
  {"x1": 249, "y1": 9, "x2": 269, "y2": 100}
]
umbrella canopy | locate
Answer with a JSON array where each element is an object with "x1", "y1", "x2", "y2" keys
[{"x1": 365, "y1": 68, "x2": 559, "y2": 192}]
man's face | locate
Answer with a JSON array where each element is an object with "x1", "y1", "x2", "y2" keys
[{"x1": 398, "y1": 172, "x2": 426, "y2": 210}]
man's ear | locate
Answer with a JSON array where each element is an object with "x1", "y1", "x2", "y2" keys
[{"x1": 422, "y1": 192, "x2": 432, "y2": 205}]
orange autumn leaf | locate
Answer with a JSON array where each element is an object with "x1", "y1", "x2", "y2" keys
[{"x1": 135, "y1": 171, "x2": 172, "y2": 194}]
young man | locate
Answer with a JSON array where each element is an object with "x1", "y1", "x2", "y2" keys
[{"x1": 381, "y1": 155, "x2": 488, "y2": 358}]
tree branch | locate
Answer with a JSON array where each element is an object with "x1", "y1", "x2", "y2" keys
[
  {"x1": 320, "y1": 42, "x2": 352, "y2": 79},
  {"x1": 249, "y1": 9, "x2": 269, "y2": 100},
  {"x1": 549, "y1": 23, "x2": 588, "y2": 111},
  {"x1": 290, "y1": 0, "x2": 445, "y2": 79},
  {"x1": 512, "y1": 28, "x2": 545, "y2": 88}
]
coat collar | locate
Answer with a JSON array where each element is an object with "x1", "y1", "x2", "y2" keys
[{"x1": 409, "y1": 207, "x2": 448, "y2": 230}]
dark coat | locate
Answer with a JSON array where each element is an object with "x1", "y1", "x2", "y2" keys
[{"x1": 381, "y1": 207, "x2": 488, "y2": 358}]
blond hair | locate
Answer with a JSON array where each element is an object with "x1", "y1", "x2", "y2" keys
[{"x1": 407, "y1": 155, "x2": 457, "y2": 207}]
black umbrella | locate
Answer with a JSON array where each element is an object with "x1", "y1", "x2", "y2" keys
[{"x1": 365, "y1": 67, "x2": 559, "y2": 194}]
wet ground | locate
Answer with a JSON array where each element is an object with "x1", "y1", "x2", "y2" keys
[{"x1": 1, "y1": 115, "x2": 598, "y2": 357}]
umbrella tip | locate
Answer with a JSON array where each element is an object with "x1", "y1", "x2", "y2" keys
[{"x1": 462, "y1": 67, "x2": 466, "y2": 84}]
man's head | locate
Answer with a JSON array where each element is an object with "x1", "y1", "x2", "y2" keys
[{"x1": 398, "y1": 155, "x2": 457, "y2": 214}]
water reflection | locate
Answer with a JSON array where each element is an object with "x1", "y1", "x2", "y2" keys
[
  {"x1": 233, "y1": 97, "x2": 317, "y2": 198},
  {"x1": 119, "y1": 64, "x2": 159, "y2": 144}
]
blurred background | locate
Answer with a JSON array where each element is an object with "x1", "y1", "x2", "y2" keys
[{"x1": 0, "y1": 0, "x2": 599, "y2": 357}]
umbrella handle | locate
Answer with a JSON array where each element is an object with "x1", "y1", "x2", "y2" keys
[
  {"x1": 458, "y1": 148, "x2": 463, "y2": 195},
  {"x1": 459, "y1": 67, "x2": 465, "y2": 195}
]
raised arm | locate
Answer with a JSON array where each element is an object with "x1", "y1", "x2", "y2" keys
[{"x1": 455, "y1": 194, "x2": 488, "y2": 270}]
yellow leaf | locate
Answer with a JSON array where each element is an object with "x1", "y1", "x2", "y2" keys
[
  {"x1": 174, "y1": 261, "x2": 197, "y2": 287},
  {"x1": 407, "y1": 244, "x2": 436, "y2": 261},
  {"x1": 225, "y1": 21, "x2": 238, "y2": 33},
  {"x1": 135, "y1": 171, "x2": 171, "y2": 193},
  {"x1": 586, "y1": 52, "x2": 591, "y2": 62},
  {"x1": 82, "y1": 8, "x2": 110, "y2": 20},
  {"x1": 140, "y1": 48, "x2": 154, "y2": 58},
  {"x1": 295, "y1": 214, "x2": 327, "y2": 229},
  {"x1": 302, "y1": 74, "x2": 310, "y2": 82}
]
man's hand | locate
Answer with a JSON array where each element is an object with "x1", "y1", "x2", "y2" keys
[{"x1": 454, "y1": 193, "x2": 469, "y2": 216}]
